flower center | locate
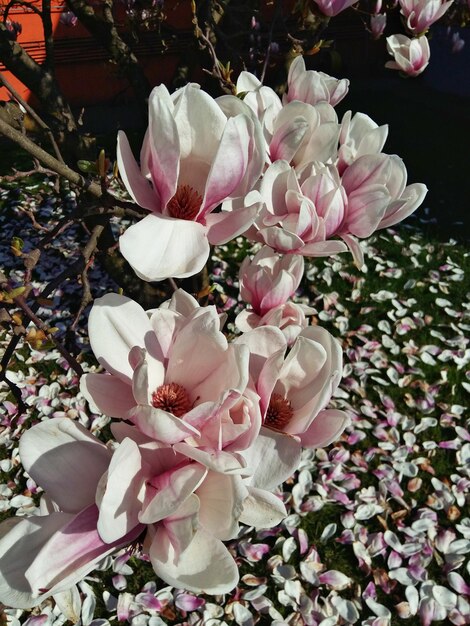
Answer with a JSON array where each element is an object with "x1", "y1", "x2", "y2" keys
[
  {"x1": 151, "y1": 382, "x2": 192, "y2": 417},
  {"x1": 167, "y1": 185, "x2": 203, "y2": 221},
  {"x1": 264, "y1": 393, "x2": 294, "y2": 430}
]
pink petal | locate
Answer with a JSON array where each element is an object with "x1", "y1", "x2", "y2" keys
[
  {"x1": 97, "y1": 438, "x2": 147, "y2": 543},
  {"x1": 25, "y1": 506, "x2": 143, "y2": 601},
  {"x1": 148, "y1": 86, "x2": 180, "y2": 208},
  {"x1": 202, "y1": 115, "x2": 260, "y2": 215},
  {"x1": 139, "y1": 463, "x2": 207, "y2": 524},
  {"x1": 241, "y1": 428, "x2": 301, "y2": 491},
  {"x1": 205, "y1": 192, "x2": 262, "y2": 245},
  {"x1": 240, "y1": 486, "x2": 287, "y2": 528},
  {"x1": 80, "y1": 373, "x2": 135, "y2": 418},
  {"x1": 196, "y1": 472, "x2": 248, "y2": 540},
  {"x1": 299, "y1": 409, "x2": 350, "y2": 448},
  {"x1": 116, "y1": 131, "x2": 159, "y2": 212},
  {"x1": 128, "y1": 405, "x2": 200, "y2": 444}
]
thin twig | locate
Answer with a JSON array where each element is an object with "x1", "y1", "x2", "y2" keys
[{"x1": 13, "y1": 294, "x2": 84, "y2": 376}]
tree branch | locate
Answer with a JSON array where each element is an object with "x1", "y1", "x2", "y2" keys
[{"x1": 0, "y1": 117, "x2": 102, "y2": 197}]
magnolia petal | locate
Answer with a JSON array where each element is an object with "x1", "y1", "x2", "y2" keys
[
  {"x1": 80, "y1": 373, "x2": 135, "y2": 418},
  {"x1": 346, "y1": 185, "x2": 390, "y2": 238},
  {"x1": 341, "y1": 233, "x2": 365, "y2": 268},
  {"x1": 53, "y1": 585, "x2": 82, "y2": 623},
  {"x1": 128, "y1": 405, "x2": 200, "y2": 444},
  {"x1": 196, "y1": 472, "x2": 249, "y2": 540},
  {"x1": 148, "y1": 308, "x2": 181, "y2": 361},
  {"x1": 139, "y1": 463, "x2": 207, "y2": 524},
  {"x1": 162, "y1": 494, "x2": 200, "y2": 556},
  {"x1": 148, "y1": 85, "x2": 180, "y2": 208},
  {"x1": 258, "y1": 226, "x2": 304, "y2": 253},
  {"x1": 299, "y1": 409, "x2": 350, "y2": 448},
  {"x1": 241, "y1": 428, "x2": 301, "y2": 490},
  {"x1": 173, "y1": 443, "x2": 248, "y2": 475},
  {"x1": 25, "y1": 506, "x2": 143, "y2": 601},
  {"x1": 150, "y1": 526, "x2": 239, "y2": 595},
  {"x1": 116, "y1": 131, "x2": 159, "y2": 212},
  {"x1": 19, "y1": 418, "x2": 111, "y2": 514},
  {"x1": 240, "y1": 486, "x2": 287, "y2": 528},
  {"x1": 270, "y1": 116, "x2": 309, "y2": 163},
  {"x1": 379, "y1": 182, "x2": 428, "y2": 229},
  {"x1": 173, "y1": 85, "x2": 227, "y2": 163},
  {"x1": 165, "y1": 309, "x2": 228, "y2": 397},
  {"x1": 0, "y1": 514, "x2": 72, "y2": 609},
  {"x1": 119, "y1": 214, "x2": 209, "y2": 282},
  {"x1": 97, "y1": 438, "x2": 146, "y2": 543},
  {"x1": 88, "y1": 293, "x2": 154, "y2": 383},
  {"x1": 202, "y1": 115, "x2": 254, "y2": 215},
  {"x1": 205, "y1": 193, "x2": 262, "y2": 246},
  {"x1": 299, "y1": 240, "x2": 348, "y2": 256}
]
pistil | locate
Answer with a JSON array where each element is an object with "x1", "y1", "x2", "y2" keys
[
  {"x1": 265, "y1": 393, "x2": 294, "y2": 430},
  {"x1": 167, "y1": 185, "x2": 203, "y2": 221},
  {"x1": 152, "y1": 382, "x2": 192, "y2": 417}
]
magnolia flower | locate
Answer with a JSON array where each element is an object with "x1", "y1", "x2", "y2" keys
[
  {"x1": 385, "y1": 34, "x2": 431, "y2": 77},
  {"x1": 117, "y1": 83, "x2": 265, "y2": 281},
  {"x1": 235, "y1": 247, "x2": 313, "y2": 342},
  {"x1": 312, "y1": 0, "x2": 359, "y2": 17},
  {"x1": 0, "y1": 416, "x2": 281, "y2": 607},
  {"x1": 228, "y1": 72, "x2": 341, "y2": 167},
  {"x1": 399, "y1": 0, "x2": 454, "y2": 35},
  {"x1": 80, "y1": 289, "x2": 301, "y2": 490},
  {"x1": 248, "y1": 154, "x2": 427, "y2": 266},
  {"x1": 236, "y1": 301, "x2": 314, "y2": 346},
  {"x1": 285, "y1": 56, "x2": 350, "y2": 107},
  {"x1": 338, "y1": 111, "x2": 389, "y2": 173},
  {"x1": 235, "y1": 326, "x2": 349, "y2": 454},
  {"x1": 80, "y1": 290, "x2": 261, "y2": 456},
  {"x1": 238, "y1": 246, "x2": 304, "y2": 316},
  {"x1": 246, "y1": 159, "x2": 349, "y2": 257}
]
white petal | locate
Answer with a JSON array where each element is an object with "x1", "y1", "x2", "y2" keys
[
  {"x1": 19, "y1": 418, "x2": 111, "y2": 514},
  {"x1": 119, "y1": 214, "x2": 209, "y2": 282},
  {"x1": 149, "y1": 527, "x2": 238, "y2": 594}
]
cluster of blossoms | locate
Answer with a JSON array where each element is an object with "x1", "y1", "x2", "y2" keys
[
  {"x1": 312, "y1": 0, "x2": 457, "y2": 77},
  {"x1": 0, "y1": 56, "x2": 427, "y2": 609}
]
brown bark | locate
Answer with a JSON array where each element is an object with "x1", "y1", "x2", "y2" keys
[{"x1": 0, "y1": 22, "x2": 78, "y2": 137}]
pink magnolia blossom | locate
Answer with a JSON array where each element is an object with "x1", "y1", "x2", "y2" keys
[
  {"x1": 245, "y1": 160, "x2": 349, "y2": 257},
  {"x1": 0, "y1": 419, "x2": 141, "y2": 608},
  {"x1": 284, "y1": 56, "x2": 350, "y2": 107},
  {"x1": 80, "y1": 290, "x2": 300, "y2": 520},
  {"x1": 236, "y1": 246, "x2": 313, "y2": 343},
  {"x1": 338, "y1": 111, "x2": 389, "y2": 173},
  {"x1": 247, "y1": 154, "x2": 426, "y2": 266},
  {"x1": 238, "y1": 246, "x2": 304, "y2": 316},
  {"x1": 312, "y1": 0, "x2": 359, "y2": 17},
  {"x1": 229, "y1": 72, "x2": 341, "y2": 167},
  {"x1": 370, "y1": 13, "x2": 387, "y2": 39},
  {"x1": 235, "y1": 326, "x2": 349, "y2": 462},
  {"x1": 80, "y1": 290, "x2": 261, "y2": 456},
  {"x1": 0, "y1": 411, "x2": 291, "y2": 607},
  {"x1": 385, "y1": 34, "x2": 431, "y2": 77},
  {"x1": 399, "y1": 0, "x2": 454, "y2": 35},
  {"x1": 117, "y1": 83, "x2": 265, "y2": 281},
  {"x1": 236, "y1": 300, "x2": 314, "y2": 346}
]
